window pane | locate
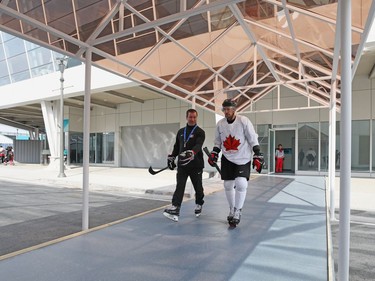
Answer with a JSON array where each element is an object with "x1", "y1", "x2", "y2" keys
[
  {"x1": 30, "y1": 63, "x2": 55, "y2": 77},
  {"x1": 96, "y1": 133, "x2": 103, "y2": 163},
  {"x1": 4, "y1": 37, "x2": 25, "y2": 57},
  {"x1": 320, "y1": 122, "x2": 329, "y2": 171},
  {"x1": 8, "y1": 53, "x2": 28, "y2": 74},
  {"x1": 28, "y1": 47, "x2": 53, "y2": 68},
  {"x1": 298, "y1": 122, "x2": 319, "y2": 171},
  {"x1": 335, "y1": 121, "x2": 340, "y2": 170},
  {"x1": 89, "y1": 133, "x2": 96, "y2": 163},
  {"x1": 352, "y1": 120, "x2": 370, "y2": 171},
  {"x1": 69, "y1": 133, "x2": 83, "y2": 164},
  {"x1": 0, "y1": 60, "x2": 9, "y2": 77},
  {"x1": 11, "y1": 70, "x2": 30, "y2": 83},
  {"x1": 89, "y1": 133, "x2": 103, "y2": 164},
  {"x1": 103, "y1": 132, "x2": 114, "y2": 163},
  {"x1": 257, "y1": 124, "x2": 271, "y2": 172},
  {"x1": 0, "y1": 76, "x2": 10, "y2": 86},
  {"x1": 0, "y1": 43, "x2": 5, "y2": 60},
  {"x1": 2, "y1": 32, "x2": 15, "y2": 41},
  {"x1": 25, "y1": 40, "x2": 40, "y2": 51}
]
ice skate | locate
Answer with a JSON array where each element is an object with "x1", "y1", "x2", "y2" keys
[
  {"x1": 194, "y1": 204, "x2": 202, "y2": 217},
  {"x1": 227, "y1": 207, "x2": 234, "y2": 223},
  {"x1": 163, "y1": 205, "x2": 180, "y2": 222},
  {"x1": 228, "y1": 220, "x2": 236, "y2": 228},
  {"x1": 229, "y1": 208, "x2": 241, "y2": 227}
]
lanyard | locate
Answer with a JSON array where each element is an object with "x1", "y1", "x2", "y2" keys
[{"x1": 184, "y1": 125, "x2": 197, "y2": 147}]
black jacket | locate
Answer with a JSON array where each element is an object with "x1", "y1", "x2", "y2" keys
[{"x1": 171, "y1": 124, "x2": 205, "y2": 169}]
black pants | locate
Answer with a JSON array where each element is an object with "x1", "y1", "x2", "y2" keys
[{"x1": 172, "y1": 167, "x2": 204, "y2": 207}]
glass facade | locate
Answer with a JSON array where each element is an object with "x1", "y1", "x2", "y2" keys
[
  {"x1": 0, "y1": 31, "x2": 81, "y2": 87},
  {"x1": 293, "y1": 120, "x2": 374, "y2": 173},
  {"x1": 72, "y1": 132, "x2": 114, "y2": 165}
]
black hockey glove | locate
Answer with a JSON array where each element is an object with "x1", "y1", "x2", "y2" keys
[
  {"x1": 208, "y1": 147, "x2": 220, "y2": 167},
  {"x1": 167, "y1": 154, "x2": 176, "y2": 170},
  {"x1": 252, "y1": 153, "x2": 264, "y2": 173},
  {"x1": 179, "y1": 150, "x2": 195, "y2": 166}
]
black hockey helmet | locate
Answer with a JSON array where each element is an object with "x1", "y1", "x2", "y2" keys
[{"x1": 222, "y1": 98, "x2": 237, "y2": 108}]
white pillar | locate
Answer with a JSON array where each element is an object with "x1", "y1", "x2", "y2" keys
[
  {"x1": 338, "y1": 0, "x2": 352, "y2": 280},
  {"x1": 82, "y1": 49, "x2": 92, "y2": 231},
  {"x1": 40, "y1": 100, "x2": 59, "y2": 168},
  {"x1": 329, "y1": 82, "x2": 336, "y2": 221}
]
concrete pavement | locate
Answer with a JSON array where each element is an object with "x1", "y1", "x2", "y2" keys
[
  {"x1": 1, "y1": 163, "x2": 374, "y2": 280},
  {"x1": 1, "y1": 163, "x2": 374, "y2": 212},
  {"x1": 0, "y1": 163, "x2": 221, "y2": 197},
  {"x1": 0, "y1": 174, "x2": 329, "y2": 281}
]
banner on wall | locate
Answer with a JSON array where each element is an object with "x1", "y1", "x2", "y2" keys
[{"x1": 63, "y1": 119, "x2": 69, "y2": 132}]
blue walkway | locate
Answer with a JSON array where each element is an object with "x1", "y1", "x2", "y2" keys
[{"x1": 0, "y1": 176, "x2": 328, "y2": 281}]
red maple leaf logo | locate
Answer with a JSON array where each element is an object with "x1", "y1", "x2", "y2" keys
[{"x1": 223, "y1": 134, "x2": 240, "y2": 151}]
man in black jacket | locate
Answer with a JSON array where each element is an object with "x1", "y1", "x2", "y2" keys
[{"x1": 163, "y1": 109, "x2": 206, "y2": 222}]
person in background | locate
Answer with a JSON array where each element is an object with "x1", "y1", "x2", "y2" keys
[
  {"x1": 4, "y1": 146, "x2": 14, "y2": 166},
  {"x1": 306, "y1": 148, "x2": 317, "y2": 168},
  {"x1": 275, "y1": 144, "x2": 285, "y2": 173},
  {"x1": 0, "y1": 146, "x2": 5, "y2": 163}
]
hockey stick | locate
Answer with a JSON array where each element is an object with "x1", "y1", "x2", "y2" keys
[
  {"x1": 148, "y1": 151, "x2": 194, "y2": 175},
  {"x1": 203, "y1": 147, "x2": 221, "y2": 175},
  {"x1": 148, "y1": 166, "x2": 169, "y2": 175}
]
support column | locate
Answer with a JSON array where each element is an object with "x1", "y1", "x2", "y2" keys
[
  {"x1": 329, "y1": 82, "x2": 337, "y2": 221},
  {"x1": 82, "y1": 49, "x2": 92, "y2": 231},
  {"x1": 40, "y1": 100, "x2": 59, "y2": 168},
  {"x1": 338, "y1": 0, "x2": 352, "y2": 280}
]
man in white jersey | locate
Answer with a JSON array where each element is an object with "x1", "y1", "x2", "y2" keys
[{"x1": 208, "y1": 99, "x2": 263, "y2": 227}]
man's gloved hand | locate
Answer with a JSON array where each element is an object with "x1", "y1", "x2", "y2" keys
[
  {"x1": 208, "y1": 149, "x2": 219, "y2": 167},
  {"x1": 167, "y1": 154, "x2": 176, "y2": 170},
  {"x1": 252, "y1": 153, "x2": 264, "y2": 173},
  {"x1": 179, "y1": 150, "x2": 195, "y2": 166}
]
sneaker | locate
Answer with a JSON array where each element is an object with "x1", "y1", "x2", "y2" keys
[
  {"x1": 163, "y1": 205, "x2": 180, "y2": 222},
  {"x1": 194, "y1": 204, "x2": 202, "y2": 217},
  {"x1": 232, "y1": 208, "x2": 241, "y2": 225}
]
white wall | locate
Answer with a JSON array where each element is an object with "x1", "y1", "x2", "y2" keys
[{"x1": 68, "y1": 96, "x2": 217, "y2": 166}]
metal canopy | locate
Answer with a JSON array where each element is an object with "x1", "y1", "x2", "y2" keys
[{"x1": 0, "y1": 0, "x2": 374, "y2": 114}]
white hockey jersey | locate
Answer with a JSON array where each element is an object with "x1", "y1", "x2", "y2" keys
[{"x1": 214, "y1": 115, "x2": 259, "y2": 165}]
